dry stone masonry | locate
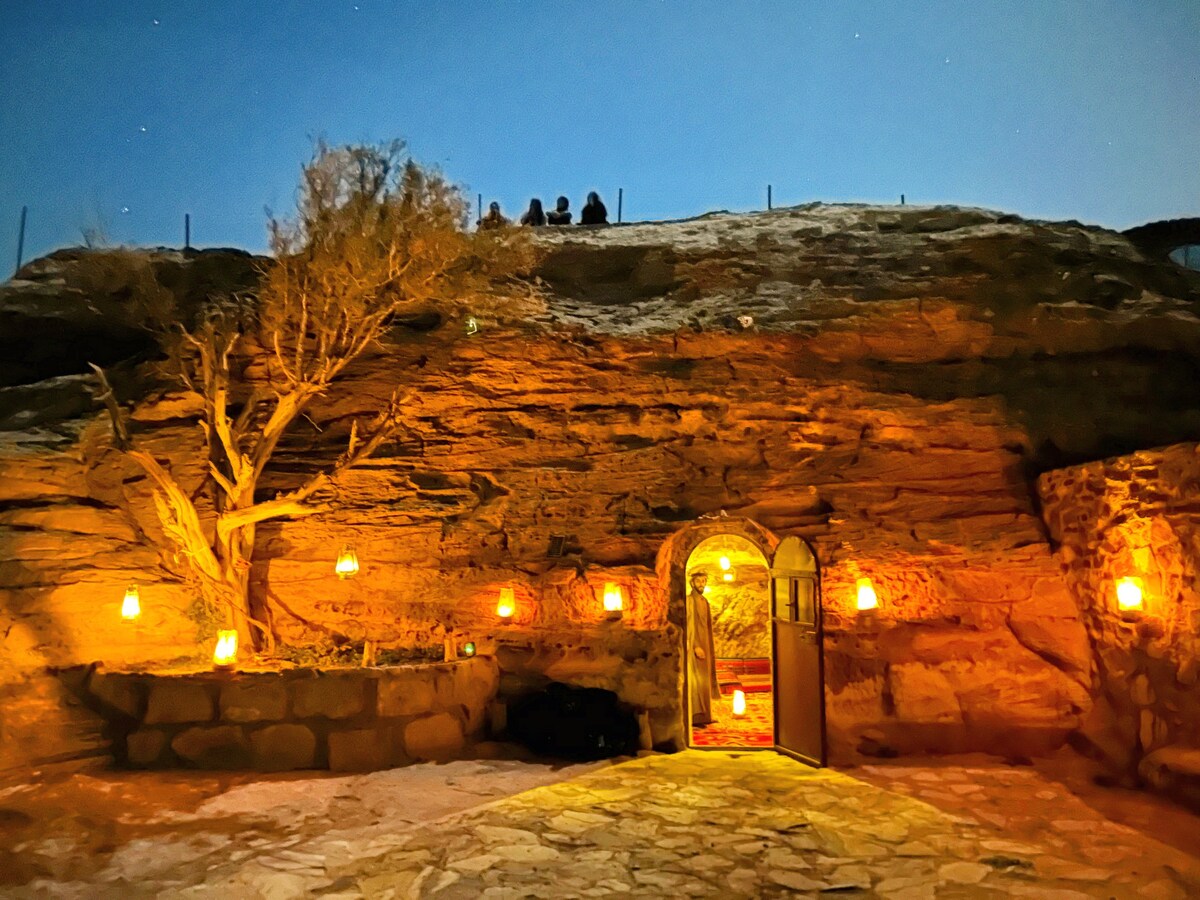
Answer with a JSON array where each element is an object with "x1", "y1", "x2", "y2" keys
[{"x1": 87, "y1": 656, "x2": 498, "y2": 771}]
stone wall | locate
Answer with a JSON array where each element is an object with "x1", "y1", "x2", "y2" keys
[
  {"x1": 84, "y1": 656, "x2": 499, "y2": 772},
  {"x1": 1039, "y1": 443, "x2": 1200, "y2": 806}
]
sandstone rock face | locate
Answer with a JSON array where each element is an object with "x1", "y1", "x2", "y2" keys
[
  {"x1": 3, "y1": 204, "x2": 1199, "y2": 771},
  {"x1": 1039, "y1": 442, "x2": 1200, "y2": 802}
]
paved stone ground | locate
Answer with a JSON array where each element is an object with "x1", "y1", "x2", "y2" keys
[{"x1": 4, "y1": 750, "x2": 1200, "y2": 898}]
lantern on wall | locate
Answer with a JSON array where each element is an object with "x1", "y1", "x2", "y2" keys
[
  {"x1": 722, "y1": 572, "x2": 735, "y2": 582},
  {"x1": 718, "y1": 555, "x2": 731, "y2": 571},
  {"x1": 603, "y1": 582, "x2": 624, "y2": 614},
  {"x1": 497, "y1": 586, "x2": 516, "y2": 620},
  {"x1": 121, "y1": 585, "x2": 141, "y2": 622},
  {"x1": 855, "y1": 577, "x2": 879, "y2": 612},
  {"x1": 732, "y1": 689, "x2": 747, "y2": 717},
  {"x1": 213, "y1": 630, "x2": 238, "y2": 672},
  {"x1": 1116, "y1": 576, "x2": 1144, "y2": 613},
  {"x1": 335, "y1": 545, "x2": 360, "y2": 579},
  {"x1": 462, "y1": 641, "x2": 477, "y2": 657}
]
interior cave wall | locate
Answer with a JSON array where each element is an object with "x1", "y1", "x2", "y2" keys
[
  {"x1": 0, "y1": 327, "x2": 1102, "y2": 766},
  {"x1": 1039, "y1": 443, "x2": 1200, "y2": 803},
  {"x1": 705, "y1": 571, "x2": 771, "y2": 660}
]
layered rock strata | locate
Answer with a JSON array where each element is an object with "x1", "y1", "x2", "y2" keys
[{"x1": 2, "y1": 204, "x2": 1199, "y2": 771}]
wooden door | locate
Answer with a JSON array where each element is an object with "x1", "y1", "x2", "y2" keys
[{"x1": 771, "y1": 537, "x2": 825, "y2": 766}]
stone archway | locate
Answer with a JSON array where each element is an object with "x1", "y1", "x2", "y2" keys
[{"x1": 655, "y1": 518, "x2": 780, "y2": 750}]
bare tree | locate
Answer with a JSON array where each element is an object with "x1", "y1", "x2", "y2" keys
[{"x1": 91, "y1": 140, "x2": 534, "y2": 653}]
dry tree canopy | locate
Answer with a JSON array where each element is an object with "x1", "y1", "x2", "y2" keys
[
  {"x1": 78, "y1": 140, "x2": 538, "y2": 649},
  {"x1": 258, "y1": 139, "x2": 537, "y2": 390}
]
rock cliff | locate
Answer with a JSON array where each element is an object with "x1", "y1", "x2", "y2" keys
[{"x1": 3, "y1": 204, "x2": 1200, "y2": 772}]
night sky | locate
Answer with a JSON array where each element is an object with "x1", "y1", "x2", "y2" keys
[{"x1": 3, "y1": 1, "x2": 1198, "y2": 265}]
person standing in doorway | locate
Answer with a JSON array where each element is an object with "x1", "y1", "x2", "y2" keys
[{"x1": 689, "y1": 571, "x2": 720, "y2": 727}]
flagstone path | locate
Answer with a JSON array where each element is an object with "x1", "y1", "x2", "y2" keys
[{"x1": 4, "y1": 749, "x2": 1200, "y2": 898}]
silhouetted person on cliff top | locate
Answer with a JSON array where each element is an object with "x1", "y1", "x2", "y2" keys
[
  {"x1": 519, "y1": 198, "x2": 546, "y2": 226},
  {"x1": 547, "y1": 195, "x2": 572, "y2": 225},
  {"x1": 477, "y1": 201, "x2": 509, "y2": 231},
  {"x1": 580, "y1": 191, "x2": 608, "y2": 225}
]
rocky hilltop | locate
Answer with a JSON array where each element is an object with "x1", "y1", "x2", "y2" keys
[{"x1": 3, "y1": 204, "x2": 1200, "y2": 781}]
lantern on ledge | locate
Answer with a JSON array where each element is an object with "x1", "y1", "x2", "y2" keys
[
  {"x1": 1116, "y1": 576, "x2": 1144, "y2": 613},
  {"x1": 462, "y1": 641, "x2": 477, "y2": 657},
  {"x1": 335, "y1": 545, "x2": 360, "y2": 579},
  {"x1": 213, "y1": 630, "x2": 238, "y2": 672},
  {"x1": 603, "y1": 582, "x2": 624, "y2": 615},
  {"x1": 732, "y1": 689, "x2": 747, "y2": 717},
  {"x1": 855, "y1": 577, "x2": 879, "y2": 612},
  {"x1": 497, "y1": 586, "x2": 516, "y2": 621},
  {"x1": 121, "y1": 584, "x2": 141, "y2": 622}
]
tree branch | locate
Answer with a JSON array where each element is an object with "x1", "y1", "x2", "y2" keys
[{"x1": 88, "y1": 364, "x2": 131, "y2": 450}]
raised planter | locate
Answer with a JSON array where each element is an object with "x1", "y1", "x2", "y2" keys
[{"x1": 85, "y1": 655, "x2": 499, "y2": 772}]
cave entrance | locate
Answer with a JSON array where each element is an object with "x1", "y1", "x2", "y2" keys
[
  {"x1": 684, "y1": 530, "x2": 825, "y2": 765},
  {"x1": 685, "y1": 534, "x2": 774, "y2": 751}
]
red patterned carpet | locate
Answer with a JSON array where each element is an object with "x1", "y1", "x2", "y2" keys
[{"x1": 690, "y1": 691, "x2": 774, "y2": 748}]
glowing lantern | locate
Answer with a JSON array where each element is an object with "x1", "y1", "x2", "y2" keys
[
  {"x1": 212, "y1": 630, "x2": 238, "y2": 671},
  {"x1": 718, "y1": 556, "x2": 731, "y2": 571},
  {"x1": 335, "y1": 545, "x2": 360, "y2": 579},
  {"x1": 462, "y1": 641, "x2": 476, "y2": 657},
  {"x1": 1116, "y1": 577, "x2": 1144, "y2": 612},
  {"x1": 603, "y1": 582, "x2": 623, "y2": 614},
  {"x1": 856, "y1": 577, "x2": 879, "y2": 611},
  {"x1": 732, "y1": 689, "x2": 747, "y2": 717},
  {"x1": 722, "y1": 572, "x2": 734, "y2": 582},
  {"x1": 121, "y1": 585, "x2": 141, "y2": 622},
  {"x1": 497, "y1": 587, "x2": 515, "y2": 620}
]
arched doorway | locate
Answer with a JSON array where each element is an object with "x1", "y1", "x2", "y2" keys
[
  {"x1": 663, "y1": 520, "x2": 826, "y2": 766},
  {"x1": 686, "y1": 534, "x2": 775, "y2": 749}
]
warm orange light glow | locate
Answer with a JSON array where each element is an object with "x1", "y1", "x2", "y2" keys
[
  {"x1": 213, "y1": 630, "x2": 238, "y2": 670},
  {"x1": 718, "y1": 555, "x2": 731, "y2": 571},
  {"x1": 856, "y1": 577, "x2": 879, "y2": 611},
  {"x1": 335, "y1": 545, "x2": 360, "y2": 579},
  {"x1": 603, "y1": 582, "x2": 623, "y2": 613},
  {"x1": 722, "y1": 572, "x2": 734, "y2": 582},
  {"x1": 732, "y1": 689, "x2": 747, "y2": 716},
  {"x1": 497, "y1": 586, "x2": 515, "y2": 619},
  {"x1": 1116, "y1": 577, "x2": 1144, "y2": 612},
  {"x1": 121, "y1": 585, "x2": 141, "y2": 622}
]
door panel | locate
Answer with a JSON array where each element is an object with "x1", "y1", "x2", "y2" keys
[{"x1": 771, "y1": 537, "x2": 825, "y2": 767}]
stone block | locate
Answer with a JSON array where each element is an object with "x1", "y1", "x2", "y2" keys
[
  {"x1": 220, "y1": 679, "x2": 288, "y2": 723},
  {"x1": 126, "y1": 729, "x2": 168, "y2": 767},
  {"x1": 145, "y1": 681, "x2": 214, "y2": 724},
  {"x1": 250, "y1": 724, "x2": 316, "y2": 771},
  {"x1": 89, "y1": 673, "x2": 144, "y2": 719},
  {"x1": 403, "y1": 713, "x2": 465, "y2": 760},
  {"x1": 291, "y1": 674, "x2": 365, "y2": 719},
  {"x1": 328, "y1": 727, "x2": 403, "y2": 772},
  {"x1": 378, "y1": 669, "x2": 437, "y2": 717},
  {"x1": 453, "y1": 657, "x2": 500, "y2": 710},
  {"x1": 171, "y1": 725, "x2": 251, "y2": 768}
]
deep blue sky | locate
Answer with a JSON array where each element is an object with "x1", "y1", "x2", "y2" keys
[{"x1": 3, "y1": 1, "x2": 1198, "y2": 265}]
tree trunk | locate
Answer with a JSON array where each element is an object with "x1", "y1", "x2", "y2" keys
[{"x1": 215, "y1": 519, "x2": 267, "y2": 653}]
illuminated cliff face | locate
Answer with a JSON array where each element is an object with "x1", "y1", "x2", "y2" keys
[{"x1": 2, "y1": 203, "x2": 1199, "y2": 771}]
